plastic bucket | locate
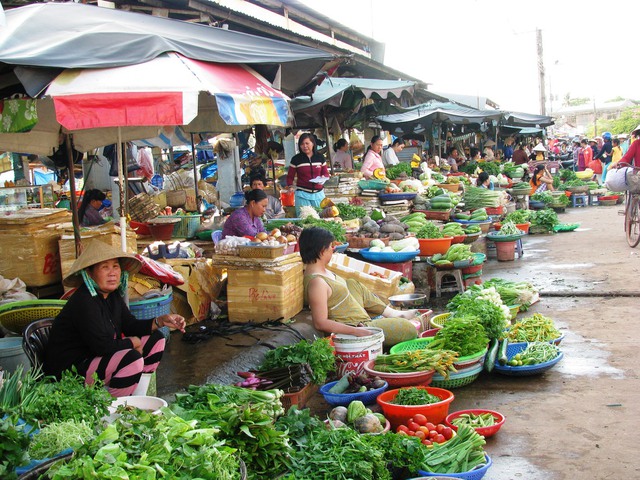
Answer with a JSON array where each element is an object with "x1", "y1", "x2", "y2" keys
[
  {"x1": 495, "y1": 240, "x2": 516, "y2": 261},
  {"x1": 0, "y1": 337, "x2": 30, "y2": 374},
  {"x1": 333, "y1": 327, "x2": 385, "y2": 377},
  {"x1": 280, "y1": 189, "x2": 295, "y2": 207}
]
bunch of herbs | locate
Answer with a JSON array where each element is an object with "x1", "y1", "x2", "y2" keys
[{"x1": 259, "y1": 338, "x2": 335, "y2": 385}]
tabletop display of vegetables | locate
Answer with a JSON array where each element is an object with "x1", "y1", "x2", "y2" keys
[
  {"x1": 372, "y1": 350, "x2": 458, "y2": 378},
  {"x1": 451, "y1": 412, "x2": 496, "y2": 429},
  {"x1": 430, "y1": 244, "x2": 475, "y2": 268},
  {"x1": 327, "y1": 401, "x2": 388, "y2": 434},
  {"x1": 500, "y1": 342, "x2": 561, "y2": 366},
  {"x1": 506, "y1": 313, "x2": 561, "y2": 343},
  {"x1": 395, "y1": 415, "x2": 455, "y2": 447}
]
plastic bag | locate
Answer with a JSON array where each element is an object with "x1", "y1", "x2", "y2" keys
[
  {"x1": 136, "y1": 255, "x2": 184, "y2": 286},
  {"x1": 605, "y1": 166, "x2": 633, "y2": 192}
]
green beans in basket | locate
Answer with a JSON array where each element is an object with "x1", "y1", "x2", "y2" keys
[{"x1": 373, "y1": 350, "x2": 459, "y2": 378}]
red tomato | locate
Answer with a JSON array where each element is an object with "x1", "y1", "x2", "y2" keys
[
  {"x1": 396, "y1": 425, "x2": 409, "y2": 434},
  {"x1": 396, "y1": 430, "x2": 408, "y2": 436},
  {"x1": 434, "y1": 434, "x2": 446, "y2": 444},
  {"x1": 414, "y1": 430, "x2": 426, "y2": 440},
  {"x1": 425, "y1": 422, "x2": 436, "y2": 431},
  {"x1": 422, "y1": 439, "x2": 433, "y2": 446},
  {"x1": 418, "y1": 426, "x2": 430, "y2": 435},
  {"x1": 442, "y1": 427, "x2": 453, "y2": 440},
  {"x1": 436, "y1": 424, "x2": 445, "y2": 434},
  {"x1": 408, "y1": 421, "x2": 421, "y2": 432},
  {"x1": 429, "y1": 430, "x2": 438, "y2": 439},
  {"x1": 413, "y1": 414, "x2": 428, "y2": 426},
  {"x1": 407, "y1": 431, "x2": 415, "y2": 436}
]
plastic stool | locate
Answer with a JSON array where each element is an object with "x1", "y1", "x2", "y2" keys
[
  {"x1": 435, "y1": 269, "x2": 465, "y2": 297},
  {"x1": 516, "y1": 238, "x2": 524, "y2": 258},
  {"x1": 571, "y1": 194, "x2": 589, "y2": 208},
  {"x1": 589, "y1": 194, "x2": 599, "y2": 206}
]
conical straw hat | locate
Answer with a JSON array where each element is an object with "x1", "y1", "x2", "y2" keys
[{"x1": 63, "y1": 239, "x2": 141, "y2": 287}]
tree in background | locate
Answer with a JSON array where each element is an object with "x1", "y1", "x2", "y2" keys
[{"x1": 585, "y1": 107, "x2": 640, "y2": 137}]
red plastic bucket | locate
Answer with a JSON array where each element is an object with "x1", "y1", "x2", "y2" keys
[{"x1": 280, "y1": 189, "x2": 295, "y2": 207}]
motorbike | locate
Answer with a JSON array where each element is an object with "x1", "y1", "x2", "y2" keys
[{"x1": 549, "y1": 152, "x2": 575, "y2": 170}]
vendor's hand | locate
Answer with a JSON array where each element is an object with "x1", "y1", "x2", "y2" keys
[
  {"x1": 129, "y1": 336, "x2": 143, "y2": 354},
  {"x1": 352, "y1": 327, "x2": 375, "y2": 337},
  {"x1": 158, "y1": 314, "x2": 186, "y2": 333}
]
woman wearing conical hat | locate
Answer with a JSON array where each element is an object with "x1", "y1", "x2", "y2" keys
[{"x1": 44, "y1": 240, "x2": 185, "y2": 397}]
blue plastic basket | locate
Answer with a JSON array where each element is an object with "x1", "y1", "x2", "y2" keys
[
  {"x1": 129, "y1": 292, "x2": 173, "y2": 320},
  {"x1": 493, "y1": 342, "x2": 563, "y2": 376},
  {"x1": 319, "y1": 380, "x2": 389, "y2": 406},
  {"x1": 333, "y1": 243, "x2": 349, "y2": 253},
  {"x1": 418, "y1": 454, "x2": 491, "y2": 479},
  {"x1": 150, "y1": 174, "x2": 164, "y2": 189},
  {"x1": 359, "y1": 248, "x2": 420, "y2": 263}
]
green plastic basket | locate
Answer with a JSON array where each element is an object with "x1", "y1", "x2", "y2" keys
[
  {"x1": 389, "y1": 337, "x2": 487, "y2": 369},
  {"x1": 0, "y1": 300, "x2": 67, "y2": 335},
  {"x1": 358, "y1": 179, "x2": 388, "y2": 191},
  {"x1": 430, "y1": 364, "x2": 483, "y2": 389}
]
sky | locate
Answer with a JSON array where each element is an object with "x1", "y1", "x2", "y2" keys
[{"x1": 301, "y1": 0, "x2": 637, "y2": 115}]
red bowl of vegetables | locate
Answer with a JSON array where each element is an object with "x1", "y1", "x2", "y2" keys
[
  {"x1": 445, "y1": 409, "x2": 505, "y2": 438},
  {"x1": 376, "y1": 386, "x2": 454, "y2": 429},
  {"x1": 363, "y1": 360, "x2": 435, "y2": 388}
]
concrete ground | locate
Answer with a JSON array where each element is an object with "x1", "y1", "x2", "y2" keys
[{"x1": 157, "y1": 201, "x2": 640, "y2": 480}]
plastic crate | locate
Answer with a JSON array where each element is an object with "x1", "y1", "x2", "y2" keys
[
  {"x1": 129, "y1": 292, "x2": 173, "y2": 320},
  {"x1": 281, "y1": 382, "x2": 318, "y2": 411},
  {"x1": 413, "y1": 209, "x2": 451, "y2": 221},
  {"x1": 166, "y1": 214, "x2": 202, "y2": 238}
]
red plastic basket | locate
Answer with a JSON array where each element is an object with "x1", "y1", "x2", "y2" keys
[
  {"x1": 445, "y1": 409, "x2": 505, "y2": 438},
  {"x1": 376, "y1": 386, "x2": 454, "y2": 429}
]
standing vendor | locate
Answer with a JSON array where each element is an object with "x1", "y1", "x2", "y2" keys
[
  {"x1": 483, "y1": 140, "x2": 496, "y2": 161},
  {"x1": 44, "y1": 240, "x2": 185, "y2": 398},
  {"x1": 332, "y1": 139, "x2": 354, "y2": 170},
  {"x1": 360, "y1": 136, "x2": 385, "y2": 179},
  {"x1": 286, "y1": 133, "x2": 330, "y2": 216},
  {"x1": 221, "y1": 189, "x2": 268, "y2": 239},
  {"x1": 382, "y1": 138, "x2": 405, "y2": 167}
]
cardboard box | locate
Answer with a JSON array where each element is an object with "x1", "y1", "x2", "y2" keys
[
  {"x1": 0, "y1": 209, "x2": 71, "y2": 287},
  {"x1": 328, "y1": 253, "x2": 402, "y2": 303},
  {"x1": 226, "y1": 260, "x2": 303, "y2": 323},
  {"x1": 58, "y1": 226, "x2": 138, "y2": 282}
]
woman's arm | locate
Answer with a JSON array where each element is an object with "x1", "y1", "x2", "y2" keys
[
  {"x1": 286, "y1": 156, "x2": 298, "y2": 186},
  {"x1": 307, "y1": 277, "x2": 371, "y2": 336},
  {"x1": 360, "y1": 151, "x2": 377, "y2": 179}
]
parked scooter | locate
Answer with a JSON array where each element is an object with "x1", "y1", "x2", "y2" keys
[{"x1": 549, "y1": 152, "x2": 574, "y2": 170}]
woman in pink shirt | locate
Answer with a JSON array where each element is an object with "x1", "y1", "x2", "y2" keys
[{"x1": 360, "y1": 136, "x2": 385, "y2": 179}]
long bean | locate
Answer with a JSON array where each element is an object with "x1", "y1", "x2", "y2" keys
[
  {"x1": 374, "y1": 350, "x2": 459, "y2": 378},
  {"x1": 508, "y1": 342, "x2": 559, "y2": 366}
]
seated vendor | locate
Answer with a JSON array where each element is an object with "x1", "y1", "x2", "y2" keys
[
  {"x1": 476, "y1": 171, "x2": 494, "y2": 190},
  {"x1": 446, "y1": 148, "x2": 461, "y2": 173},
  {"x1": 79, "y1": 189, "x2": 107, "y2": 227},
  {"x1": 44, "y1": 240, "x2": 186, "y2": 398},
  {"x1": 299, "y1": 227, "x2": 419, "y2": 347},
  {"x1": 529, "y1": 164, "x2": 554, "y2": 195},
  {"x1": 221, "y1": 189, "x2": 268, "y2": 239},
  {"x1": 250, "y1": 174, "x2": 286, "y2": 220}
]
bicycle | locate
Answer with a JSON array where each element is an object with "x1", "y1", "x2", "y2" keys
[{"x1": 618, "y1": 163, "x2": 640, "y2": 247}]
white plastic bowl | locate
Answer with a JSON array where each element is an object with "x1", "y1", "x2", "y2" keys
[{"x1": 109, "y1": 395, "x2": 167, "y2": 415}]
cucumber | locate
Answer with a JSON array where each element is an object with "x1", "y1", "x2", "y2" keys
[
  {"x1": 455, "y1": 213, "x2": 471, "y2": 220},
  {"x1": 328, "y1": 374, "x2": 351, "y2": 393},
  {"x1": 484, "y1": 338, "x2": 499, "y2": 372},
  {"x1": 498, "y1": 339, "x2": 509, "y2": 366}
]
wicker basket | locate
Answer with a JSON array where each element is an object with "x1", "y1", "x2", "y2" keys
[
  {"x1": 0, "y1": 300, "x2": 66, "y2": 335},
  {"x1": 437, "y1": 183, "x2": 460, "y2": 192},
  {"x1": 129, "y1": 293, "x2": 173, "y2": 320},
  {"x1": 413, "y1": 210, "x2": 451, "y2": 221},
  {"x1": 237, "y1": 244, "x2": 285, "y2": 258},
  {"x1": 599, "y1": 199, "x2": 617, "y2": 206},
  {"x1": 566, "y1": 185, "x2": 590, "y2": 194}
]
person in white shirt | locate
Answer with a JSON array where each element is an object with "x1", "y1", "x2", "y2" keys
[{"x1": 382, "y1": 138, "x2": 405, "y2": 167}]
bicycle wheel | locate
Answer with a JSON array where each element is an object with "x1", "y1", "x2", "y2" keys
[{"x1": 626, "y1": 195, "x2": 640, "y2": 248}]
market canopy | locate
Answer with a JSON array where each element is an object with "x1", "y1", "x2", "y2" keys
[
  {"x1": 500, "y1": 111, "x2": 555, "y2": 128},
  {"x1": 0, "y1": 3, "x2": 335, "y2": 98},
  {"x1": 376, "y1": 101, "x2": 504, "y2": 135}
]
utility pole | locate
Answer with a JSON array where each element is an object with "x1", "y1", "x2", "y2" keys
[
  {"x1": 593, "y1": 97, "x2": 598, "y2": 136},
  {"x1": 536, "y1": 28, "x2": 546, "y2": 116}
]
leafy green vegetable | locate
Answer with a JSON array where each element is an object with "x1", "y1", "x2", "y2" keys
[
  {"x1": 282, "y1": 426, "x2": 390, "y2": 480},
  {"x1": 479, "y1": 161, "x2": 501, "y2": 176},
  {"x1": 416, "y1": 221, "x2": 443, "y2": 239},
  {"x1": 449, "y1": 291, "x2": 510, "y2": 341},
  {"x1": 504, "y1": 210, "x2": 531, "y2": 224},
  {"x1": 482, "y1": 278, "x2": 537, "y2": 311},
  {"x1": 28, "y1": 419, "x2": 93, "y2": 460},
  {"x1": 335, "y1": 203, "x2": 366, "y2": 221},
  {"x1": 259, "y1": 338, "x2": 335, "y2": 385},
  {"x1": 301, "y1": 217, "x2": 346, "y2": 242},
  {"x1": 531, "y1": 191, "x2": 554, "y2": 204},
  {"x1": 0, "y1": 416, "x2": 31, "y2": 480},
  {"x1": 385, "y1": 162, "x2": 413, "y2": 180},
  {"x1": 22, "y1": 370, "x2": 112, "y2": 427},
  {"x1": 391, "y1": 387, "x2": 441, "y2": 406},
  {"x1": 427, "y1": 317, "x2": 489, "y2": 357},
  {"x1": 530, "y1": 208, "x2": 559, "y2": 232},
  {"x1": 0, "y1": 365, "x2": 41, "y2": 417},
  {"x1": 274, "y1": 406, "x2": 324, "y2": 448},
  {"x1": 48, "y1": 409, "x2": 241, "y2": 480},
  {"x1": 459, "y1": 160, "x2": 479, "y2": 175},
  {"x1": 362, "y1": 433, "x2": 429, "y2": 476}
]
